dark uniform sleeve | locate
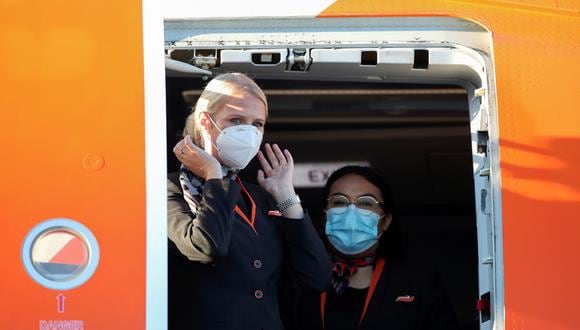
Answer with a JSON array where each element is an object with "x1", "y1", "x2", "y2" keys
[
  {"x1": 279, "y1": 212, "x2": 332, "y2": 292},
  {"x1": 167, "y1": 173, "x2": 241, "y2": 263}
]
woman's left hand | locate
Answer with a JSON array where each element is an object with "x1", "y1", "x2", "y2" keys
[{"x1": 257, "y1": 143, "x2": 296, "y2": 203}]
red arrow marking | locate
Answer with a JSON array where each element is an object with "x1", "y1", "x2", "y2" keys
[{"x1": 57, "y1": 293, "x2": 66, "y2": 313}]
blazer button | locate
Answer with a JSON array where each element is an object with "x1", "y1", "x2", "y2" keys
[
  {"x1": 254, "y1": 290, "x2": 264, "y2": 299},
  {"x1": 253, "y1": 259, "x2": 262, "y2": 269}
]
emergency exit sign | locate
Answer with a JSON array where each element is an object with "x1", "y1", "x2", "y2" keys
[{"x1": 293, "y1": 162, "x2": 370, "y2": 188}]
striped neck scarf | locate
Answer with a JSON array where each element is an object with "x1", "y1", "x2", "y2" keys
[
  {"x1": 331, "y1": 255, "x2": 376, "y2": 296},
  {"x1": 178, "y1": 164, "x2": 237, "y2": 214}
]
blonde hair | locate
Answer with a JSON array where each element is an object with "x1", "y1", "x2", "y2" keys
[{"x1": 183, "y1": 73, "x2": 268, "y2": 147}]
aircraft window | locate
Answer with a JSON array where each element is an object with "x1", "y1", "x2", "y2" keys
[{"x1": 22, "y1": 218, "x2": 100, "y2": 290}]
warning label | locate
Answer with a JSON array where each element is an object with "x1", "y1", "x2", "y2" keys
[{"x1": 39, "y1": 320, "x2": 84, "y2": 330}]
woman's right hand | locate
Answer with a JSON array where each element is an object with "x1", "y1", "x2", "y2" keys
[{"x1": 174, "y1": 135, "x2": 223, "y2": 180}]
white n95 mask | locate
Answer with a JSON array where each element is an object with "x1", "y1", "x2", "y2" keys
[{"x1": 204, "y1": 115, "x2": 263, "y2": 169}]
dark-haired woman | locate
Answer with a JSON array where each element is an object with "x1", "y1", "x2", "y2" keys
[{"x1": 292, "y1": 166, "x2": 458, "y2": 330}]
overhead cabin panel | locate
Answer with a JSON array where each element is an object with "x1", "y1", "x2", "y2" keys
[
  {"x1": 309, "y1": 48, "x2": 482, "y2": 86},
  {"x1": 220, "y1": 49, "x2": 288, "y2": 73}
]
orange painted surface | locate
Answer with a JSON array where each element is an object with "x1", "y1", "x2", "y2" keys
[
  {"x1": 320, "y1": 1, "x2": 580, "y2": 329},
  {"x1": 0, "y1": 0, "x2": 578, "y2": 329},
  {"x1": 0, "y1": 0, "x2": 146, "y2": 328}
]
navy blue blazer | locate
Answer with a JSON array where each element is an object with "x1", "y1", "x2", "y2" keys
[{"x1": 167, "y1": 173, "x2": 332, "y2": 330}]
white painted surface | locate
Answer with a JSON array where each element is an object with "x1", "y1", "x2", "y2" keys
[
  {"x1": 142, "y1": 0, "x2": 168, "y2": 329},
  {"x1": 163, "y1": 0, "x2": 336, "y2": 19}
]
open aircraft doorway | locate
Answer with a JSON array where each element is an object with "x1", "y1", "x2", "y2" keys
[{"x1": 164, "y1": 16, "x2": 499, "y2": 330}]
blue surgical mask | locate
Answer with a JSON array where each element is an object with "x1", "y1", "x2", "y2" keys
[{"x1": 325, "y1": 205, "x2": 383, "y2": 255}]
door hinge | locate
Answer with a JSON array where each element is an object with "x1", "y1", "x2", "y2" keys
[{"x1": 286, "y1": 48, "x2": 311, "y2": 71}]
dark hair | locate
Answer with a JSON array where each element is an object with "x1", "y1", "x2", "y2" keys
[{"x1": 321, "y1": 165, "x2": 403, "y2": 260}]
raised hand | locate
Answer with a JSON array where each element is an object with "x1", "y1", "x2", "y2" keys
[
  {"x1": 257, "y1": 143, "x2": 296, "y2": 203},
  {"x1": 174, "y1": 135, "x2": 223, "y2": 180}
]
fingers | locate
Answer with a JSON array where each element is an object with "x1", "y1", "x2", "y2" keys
[
  {"x1": 264, "y1": 143, "x2": 279, "y2": 168},
  {"x1": 265, "y1": 143, "x2": 289, "y2": 166},
  {"x1": 174, "y1": 136, "x2": 203, "y2": 158},
  {"x1": 174, "y1": 145, "x2": 186, "y2": 164},
  {"x1": 257, "y1": 151, "x2": 272, "y2": 173},
  {"x1": 283, "y1": 149, "x2": 294, "y2": 167},
  {"x1": 174, "y1": 136, "x2": 203, "y2": 162},
  {"x1": 272, "y1": 144, "x2": 287, "y2": 166},
  {"x1": 174, "y1": 140, "x2": 189, "y2": 163},
  {"x1": 173, "y1": 139, "x2": 185, "y2": 155},
  {"x1": 184, "y1": 135, "x2": 196, "y2": 152},
  {"x1": 258, "y1": 143, "x2": 293, "y2": 178}
]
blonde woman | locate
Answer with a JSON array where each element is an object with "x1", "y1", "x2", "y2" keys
[{"x1": 167, "y1": 73, "x2": 332, "y2": 330}]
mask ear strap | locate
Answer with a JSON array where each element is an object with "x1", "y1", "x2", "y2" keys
[
  {"x1": 201, "y1": 112, "x2": 221, "y2": 152},
  {"x1": 203, "y1": 111, "x2": 223, "y2": 133},
  {"x1": 378, "y1": 213, "x2": 391, "y2": 234}
]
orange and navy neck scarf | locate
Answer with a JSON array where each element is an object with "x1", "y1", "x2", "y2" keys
[{"x1": 331, "y1": 255, "x2": 376, "y2": 296}]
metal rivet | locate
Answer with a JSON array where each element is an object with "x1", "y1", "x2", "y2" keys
[{"x1": 82, "y1": 154, "x2": 105, "y2": 171}]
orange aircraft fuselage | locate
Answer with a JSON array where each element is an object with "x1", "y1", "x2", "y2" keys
[{"x1": 1, "y1": 1, "x2": 579, "y2": 329}]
